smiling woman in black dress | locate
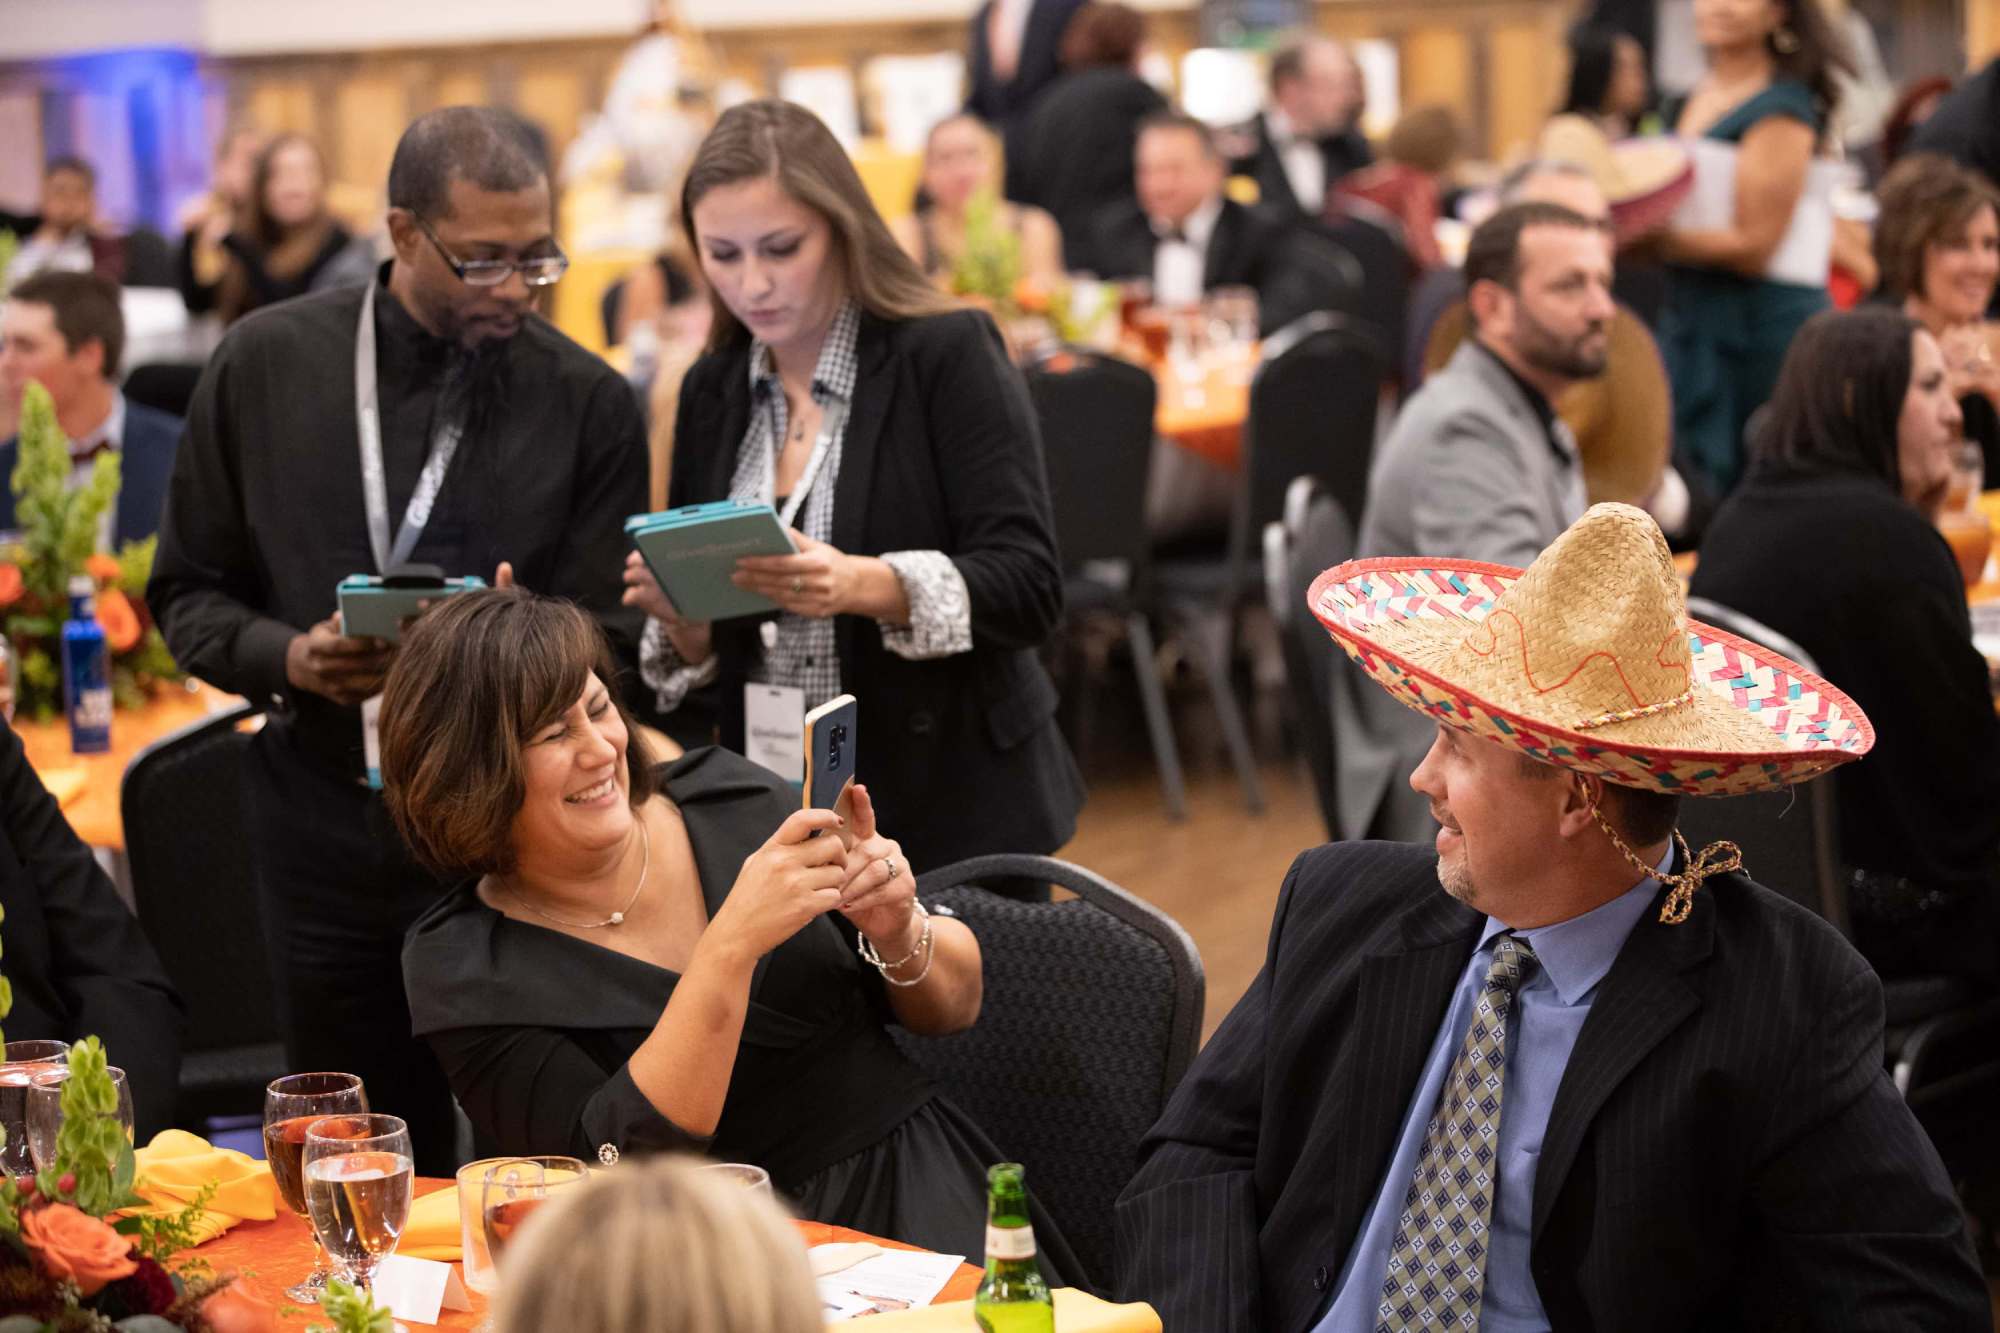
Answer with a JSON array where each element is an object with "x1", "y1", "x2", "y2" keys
[{"x1": 382, "y1": 588, "x2": 1080, "y2": 1280}]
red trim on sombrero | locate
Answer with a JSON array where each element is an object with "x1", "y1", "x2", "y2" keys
[
  {"x1": 1457, "y1": 607, "x2": 1692, "y2": 712},
  {"x1": 1306, "y1": 560, "x2": 1878, "y2": 765}
]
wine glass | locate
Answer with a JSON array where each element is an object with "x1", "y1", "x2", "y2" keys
[
  {"x1": 1, "y1": 1040, "x2": 71, "y2": 1176},
  {"x1": 26, "y1": 1065, "x2": 134, "y2": 1171},
  {"x1": 697, "y1": 1162, "x2": 774, "y2": 1196},
  {"x1": 481, "y1": 1156, "x2": 588, "y2": 1271},
  {"x1": 303, "y1": 1113, "x2": 413, "y2": 1296},
  {"x1": 263, "y1": 1073, "x2": 367, "y2": 1300}
]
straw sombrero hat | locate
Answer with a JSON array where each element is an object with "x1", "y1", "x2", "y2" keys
[{"x1": 1311, "y1": 503, "x2": 1874, "y2": 798}]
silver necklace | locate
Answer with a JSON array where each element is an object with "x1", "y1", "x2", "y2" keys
[{"x1": 503, "y1": 818, "x2": 651, "y2": 929}]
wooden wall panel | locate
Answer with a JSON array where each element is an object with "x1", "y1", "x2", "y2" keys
[
  {"x1": 513, "y1": 65, "x2": 589, "y2": 165},
  {"x1": 244, "y1": 78, "x2": 316, "y2": 139},
  {"x1": 1400, "y1": 26, "x2": 1475, "y2": 124},
  {"x1": 333, "y1": 74, "x2": 406, "y2": 199},
  {"x1": 1487, "y1": 20, "x2": 1559, "y2": 163}
]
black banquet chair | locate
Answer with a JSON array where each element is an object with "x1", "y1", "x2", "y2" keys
[
  {"x1": 893, "y1": 853, "x2": 1204, "y2": 1292},
  {"x1": 121, "y1": 704, "x2": 286, "y2": 1128},
  {"x1": 1264, "y1": 476, "x2": 1357, "y2": 840},
  {"x1": 1025, "y1": 346, "x2": 1187, "y2": 819}
]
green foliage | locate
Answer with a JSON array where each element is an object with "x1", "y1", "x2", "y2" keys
[
  {"x1": 1047, "y1": 281, "x2": 1117, "y2": 346},
  {"x1": 0, "y1": 231, "x2": 15, "y2": 294},
  {"x1": 35, "y1": 1037, "x2": 143, "y2": 1219},
  {"x1": 950, "y1": 190, "x2": 1023, "y2": 306},
  {"x1": 309, "y1": 1278, "x2": 395, "y2": 1333},
  {"x1": 113, "y1": 1180, "x2": 217, "y2": 1266},
  {"x1": 10, "y1": 383, "x2": 120, "y2": 611}
]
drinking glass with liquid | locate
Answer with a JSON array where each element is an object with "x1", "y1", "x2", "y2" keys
[
  {"x1": 26, "y1": 1064, "x2": 133, "y2": 1171},
  {"x1": 481, "y1": 1156, "x2": 588, "y2": 1270},
  {"x1": 263, "y1": 1072, "x2": 367, "y2": 1300},
  {"x1": 0, "y1": 1039, "x2": 71, "y2": 1176},
  {"x1": 303, "y1": 1113, "x2": 414, "y2": 1294}
]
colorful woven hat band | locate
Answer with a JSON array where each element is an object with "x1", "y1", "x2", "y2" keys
[{"x1": 1309, "y1": 504, "x2": 1876, "y2": 800}]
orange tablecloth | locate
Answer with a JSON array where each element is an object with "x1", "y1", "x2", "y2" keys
[
  {"x1": 14, "y1": 681, "x2": 243, "y2": 851},
  {"x1": 1149, "y1": 346, "x2": 1253, "y2": 471},
  {"x1": 191, "y1": 1178, "x2": 980, "y2": 1328}
]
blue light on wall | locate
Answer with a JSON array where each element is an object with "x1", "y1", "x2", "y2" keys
[{"x1": 38, "y1": 47, "x2": 206, "y2": 232}]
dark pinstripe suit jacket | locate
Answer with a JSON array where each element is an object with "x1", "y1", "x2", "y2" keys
[{"x1": 1115, "y1": 841, "x2": 1986, "y2": 1331}]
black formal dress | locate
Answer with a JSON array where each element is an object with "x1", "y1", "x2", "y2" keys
[
  {"x1": 404, "y1": 746, "x2": 1084, "y2": 1283},
  {"x1": 664, "y1": 309, "x2": 1082, "y2": 876},
  {"x1": 0, "y1": 719, "x2": 183, "y2": 1139},
  {"x1": 1115, "y1": 840, "x2": 1986, "y2": 1332},
  {"x1": 1011, "y1": 67, "x2": 1167, "y2": 273},
  {"x1": 1691, "y1": 466, "x2": 2000, "y2": 982},
  {"x1": 1228, "y1": 110, "x2": 1373, "y2": 220},
  {"x1": 149, "y1": 267, "x2": 646, "y2": 1172},
  {"x1": 965, "y1": 0, "x2": 1089, "y2": 202},
  {"x1": 1088, "y1": 197, "x2": 1317, "y2": 335}
]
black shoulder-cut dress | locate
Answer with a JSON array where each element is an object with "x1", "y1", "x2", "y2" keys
[{"x1": 403, "y1": 745, "x2": 1082, "y2": 1284}]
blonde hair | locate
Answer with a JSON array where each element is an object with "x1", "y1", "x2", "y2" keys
[
  {"x1": 490, "y1": 1157, "x2": 822, "y2": 1333},
  {"x1": 681, "y1": 99, "x2": 958, "y2": 352}
]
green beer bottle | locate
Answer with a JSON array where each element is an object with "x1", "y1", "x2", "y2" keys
[{"x1": 974, "y1": 1162, "x2": 1054, "y2": 1331}]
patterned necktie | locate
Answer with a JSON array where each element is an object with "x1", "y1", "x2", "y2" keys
[{"x1": 1376, "y1": 934, "x2": 1539, "y2": 1331}]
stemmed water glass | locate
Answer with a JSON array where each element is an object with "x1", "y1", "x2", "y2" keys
[
  {"x1": 26, "y1": 1065, "x2": 133, "y2": 1171},
  {"x1": 264, "y1": 1072, "x2": 367, "y2": 1300},
  {"x1": 303, "y1": 1113, "x2": 414, "y2": 1297},
  {"x1": 1, "y1": 1040, "x2": 71, "y2": 1176}
]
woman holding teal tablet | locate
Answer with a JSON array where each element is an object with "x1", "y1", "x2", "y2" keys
[{"x1": 624, "y1": 100, "x2": 1081, "y2": 879}]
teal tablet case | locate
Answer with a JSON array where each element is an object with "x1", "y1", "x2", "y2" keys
[
  {"x1": 336, "y1": 573, "x2": 488, "y2": 641},
  {"x1": 625, "y1": 501, "x2": 798, "y2": 622}
]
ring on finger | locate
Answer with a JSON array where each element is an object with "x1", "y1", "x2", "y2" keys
[
  {"x1": 791, "y1": 576, "x2": 805, "y2": 594},
  {"x1": 884, "y1": 856, "x2": 900, "y2": 880}
]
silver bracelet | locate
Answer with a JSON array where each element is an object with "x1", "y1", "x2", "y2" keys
[{"x1": 859, "y1": 901, "x2": 934, "y2": 985}]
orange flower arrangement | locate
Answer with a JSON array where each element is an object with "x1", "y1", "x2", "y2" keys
[{"x1": 20, "y1": 1201, "x2": 138, "y2": 1295}]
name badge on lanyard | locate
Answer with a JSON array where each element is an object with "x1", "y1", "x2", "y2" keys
[
  {"x1": 745, "y1": 393, "x2": 846, "y2": 779},
  {"x1": 354, "y1": 280, "x2": 466, "y2": 788}
]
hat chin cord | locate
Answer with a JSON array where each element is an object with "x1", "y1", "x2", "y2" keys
[{"x1": 1584, "y1": 790, "x2": 1744, "y2": 926}]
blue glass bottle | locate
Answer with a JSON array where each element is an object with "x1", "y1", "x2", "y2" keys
[{"x1": 60, "y1": 574, "x2": 111, "y2": 754}]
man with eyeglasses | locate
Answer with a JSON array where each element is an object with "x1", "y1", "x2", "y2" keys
[{"x1": 149, "y1": 107, "x2": 645, "y2": 1172}]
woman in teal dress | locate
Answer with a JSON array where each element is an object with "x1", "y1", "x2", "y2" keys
[{"x1": 1658, "y1": 0, "x2": 1852, "y2": 500}]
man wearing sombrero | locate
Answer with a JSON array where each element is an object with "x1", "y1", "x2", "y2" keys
[{"x1": 1116, "y1": 505, "x2": 1986, "y2": 1330}]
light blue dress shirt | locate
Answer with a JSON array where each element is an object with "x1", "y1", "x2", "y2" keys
[{"x1": 1314, "y1": 850, "x2": 1669, "y2": 1332}]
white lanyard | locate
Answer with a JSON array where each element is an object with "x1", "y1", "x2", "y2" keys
[
  {"x1": 355, "y1": 280, "x2": 466, "y2": 573},
  {"x1": 758, "y1": 386, "x2": 847, "y2": 653}
]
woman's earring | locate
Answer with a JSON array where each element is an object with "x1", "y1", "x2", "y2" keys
[{"x1": 1770, "y1": 25, "x2": 1801, "y2": 55}]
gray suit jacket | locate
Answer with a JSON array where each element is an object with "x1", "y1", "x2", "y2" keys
[{"x1": 1337, "y1": 340, "x2": 1589, "y2": 841}]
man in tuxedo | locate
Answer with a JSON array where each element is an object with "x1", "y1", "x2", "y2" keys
[
  {"x1": 1090, "y1": 112, "x2": 1312, "y2": 331},
  {"x1": 0, "y1": 270, "x2": 178, "y2": 548},
  {"x1": 1230, "y1": 35, "x2": 1372, "y2": 218},
  {"x1": 1115, "y1": 504, "x2": 1988, "y2": 1331}
]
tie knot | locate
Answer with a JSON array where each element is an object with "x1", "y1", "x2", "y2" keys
[{"x1": 1485, "y1": 934, "x2": 1538, "y2": 999}]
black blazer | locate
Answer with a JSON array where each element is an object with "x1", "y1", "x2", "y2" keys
[
  {"x1": 1228, "y1": 111, "x2": 1374, "y2": 220},
  {"x1": 1089, "y1": 198, "x2": 1318, "y2": 335},
  {"x1": 0, "y1": 720, "x2": 183, "y2": 1139},
  {"x1": 1012, "y1": 67, "x2": 1168, "y2": 272},
  {"x1": 1115, "y1": 840, "x2": 1987, "y2": 1332},
  {"x1": 0, "y1": 401, "x2": 180, "y2": 549},
  {"x1": 667, "y1": 309, "x2": 1083, "y2": 873},
  {"x1": 965, "y1": 0, "x2": 1088, "y2": 129}
]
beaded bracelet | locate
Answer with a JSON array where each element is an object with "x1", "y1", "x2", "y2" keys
[{"x1": 859, "y1": 901, "x2": 934, "y2": 986}]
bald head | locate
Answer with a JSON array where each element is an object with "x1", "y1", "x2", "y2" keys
[{"x1": 1271, "y1": 36, "x2": 1360, "y2": 137}]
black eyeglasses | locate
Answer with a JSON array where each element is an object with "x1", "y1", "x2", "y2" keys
[{"x1": 413, "y1": 214, "x2": 568, "y2": 288}]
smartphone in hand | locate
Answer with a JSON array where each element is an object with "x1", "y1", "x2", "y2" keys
[{"x1": 803, "y1": 694, "x2": 858, "y2": 846}]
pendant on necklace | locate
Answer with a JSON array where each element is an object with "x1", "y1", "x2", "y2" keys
[{"x1": 608, "y1": 911, "x2": 625, "y2": 926}]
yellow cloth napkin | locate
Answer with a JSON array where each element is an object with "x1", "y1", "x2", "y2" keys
[
  {"x1": 123, "y1": 1129, "x2": 276, "y2": 1245},
  {"x1": 41, "y1": 767, "x2": 86, "y2": 808},
  {"x1": 401, "y1": 1184, "x2": 464, "y2": 1262},
  {"x1": 830, "y1": 1289, "x2": 1161, "y2": 1332}
]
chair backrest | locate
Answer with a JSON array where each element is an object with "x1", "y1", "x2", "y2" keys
[
  {"x1": 1265, "y1": 478, "x2": 1356, "y2": 838},
  {"x1": 121, "y1": 362, "x2": 203, "y2": 420},
  {"x1": 1266, "y1": 227, "x2": 1365, "y2": 334},
  {"x1": 1024, "y1": 348, "x2": 1158, "y2": 573},
  {"x1": 1234, "y1": 313, "x2": 1385, "y2": 594},
  {"x1": 121, "y1": 706, "x2": 284, "y2": 1053},
  {"x1": 1307, "y1": 211, "x2": 1409, "y2": 369},
  {"x1": 893, "y1": 853, "x2": 1204, "y2": 1289},
  {"x1": 1676, "y1": 599, "x2": 1848, "y2": 933},
  {"x1": 600, "y1": 276, "x2": 629, "y2": 349}
]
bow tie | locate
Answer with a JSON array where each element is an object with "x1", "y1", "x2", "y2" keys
[
  {"x1": 69, "y1": 439, "x2": 114, "y2": 465},
  {"x1": 1156, "y1": 226, "x2": 1189, "y2": 245}
]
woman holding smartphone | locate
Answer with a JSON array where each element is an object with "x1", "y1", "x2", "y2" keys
[
  {"x1": 625, "y1": 100, "x2": 1082, "y2": 882},
  {"x1": 384, "y1": 589, "x2": 1080, "y2": 1278}
]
